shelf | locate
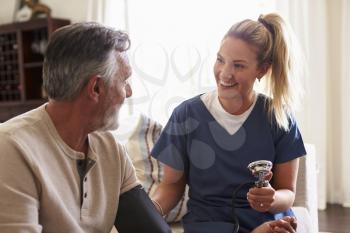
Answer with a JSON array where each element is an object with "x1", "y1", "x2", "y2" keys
[
  {"x1": 24, "y1": 66, "x2": 44, "y2": 100},
  {"x1": 0, "y1": 99, "x2": 46, "y2": 106},
  {"x1": 0, "y1": 99, "x2": 47, "y2": 123},
  {"x1": 0, "y1": 18, "x2": 70, "y2": 32},
  {"x1": 24, "y1": 62, "x2": 43, "y2": 68},
  {"x1": 0, "y1": 18, "x2": 70, "y2": 122}
]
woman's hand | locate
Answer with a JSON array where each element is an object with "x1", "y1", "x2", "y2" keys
[
  {"x1": 251, "y1": 216, "x2": 297, "y2": 233},
  {"x1": 247, "y1": 171, "x2": 275, "y2": 212},
  {"x1": 247, "y1": 185, "x2": 276, "y2": 212}
]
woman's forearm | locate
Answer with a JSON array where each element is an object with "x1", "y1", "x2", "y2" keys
[
  {"x1": 151, "y1": 178, "x2": 186, "y2": 215},
  {"x1": 269, "y1": 189, "x2": 295, "y2": 213}
]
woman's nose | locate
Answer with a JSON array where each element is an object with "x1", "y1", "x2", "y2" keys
[
  {"x1": 220, "y1": 66, "x2": 234, "y2": 80},
  {"x1": 220, "y1": 72, "x2": 233, "y2": 80}
]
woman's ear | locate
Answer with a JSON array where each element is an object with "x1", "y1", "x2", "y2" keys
[{"x1": 258, "y1": 62, "x2": 270, "y2": 79}]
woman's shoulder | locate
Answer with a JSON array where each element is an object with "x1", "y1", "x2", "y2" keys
[
  {"x1": 170, "y1": 94, "x2": 208, "y2": 122},
  {"x1": 256, "y1": 92, "x2": 271, "y2": 107},
  {"x1": 173, "y1": 94, "x2": 204, "y2": 112},
  {"x1": 255, "y1": 93, "x2": 296, "y2": 122}
]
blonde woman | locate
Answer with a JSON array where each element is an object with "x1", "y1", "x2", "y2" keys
[{"x1": 151, "y1": 13, "x2": 305, "y2": 233}]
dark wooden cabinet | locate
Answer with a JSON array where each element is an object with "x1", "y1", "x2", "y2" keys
[{"x1": 0, "y1": 18, "x2": 70, "y2": 122}]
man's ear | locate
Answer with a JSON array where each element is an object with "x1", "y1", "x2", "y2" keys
[{"x1": 86, "y1": 76, "x2": 103, "y2": 102}]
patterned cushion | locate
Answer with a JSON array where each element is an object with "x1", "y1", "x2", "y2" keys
[{"x1": 120, "y1": 114, "x2": 188, "y2": 223}]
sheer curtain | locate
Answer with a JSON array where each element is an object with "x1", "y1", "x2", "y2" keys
[
  {"x1": 327, "y1": 0, "x2": 350, "y2": 207},
  {"x1": 276, "y1": 0, "x2": 328, "y2": 210},
  {"x1": 276, "y1": 0, "x2": 350, "y2": 208}
]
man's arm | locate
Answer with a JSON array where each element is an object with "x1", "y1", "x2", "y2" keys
[
  {"x1": 115, "y1": 185, "x2": 171, "y2": 233},
  {"x1": 115, "y1": 145, "x2": 171, "y2": 233},
  {"x1": 0, "y1": 136, "x2": 42, "y2": 233}
]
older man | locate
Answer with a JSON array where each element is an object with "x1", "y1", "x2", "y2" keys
[{"x1": 0, "y1": 22, "x2": 169, "y2": 233}]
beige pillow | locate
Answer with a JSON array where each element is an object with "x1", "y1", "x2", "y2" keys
[{"x1": 124, "y1": 114, "x2": 188, "y2": 223}]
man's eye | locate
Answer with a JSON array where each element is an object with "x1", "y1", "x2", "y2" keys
[{"x1": 216, "y1": 57, "x2": 224, "y2": 63}]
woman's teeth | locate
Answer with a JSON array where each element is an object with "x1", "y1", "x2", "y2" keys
[{"x1": 220, "y1": 80, "x2": 236, "y2": 87}]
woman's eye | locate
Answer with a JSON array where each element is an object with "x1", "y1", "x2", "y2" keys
[{"x1": 234, "y1": 64, "x2": 244, "y2": 69}]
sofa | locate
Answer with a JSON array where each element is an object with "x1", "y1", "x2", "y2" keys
[{"x1": 112, "y1": 114, "x2": 318, "y2": 233}]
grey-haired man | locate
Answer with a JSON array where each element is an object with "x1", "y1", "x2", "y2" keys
[{"x1": 0, "y1": 22, "x2": 169, "y2": 233}]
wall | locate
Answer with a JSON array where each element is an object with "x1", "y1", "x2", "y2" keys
[
  {"x1": 0, "y1": 1, "x2": 17, "y2": 24},
  {"x1": 0, "y1": 0, "x2": 89, "y2": 24},
  {"x1": 41, "y1": 0, "x2": 89, "y2": 22}
]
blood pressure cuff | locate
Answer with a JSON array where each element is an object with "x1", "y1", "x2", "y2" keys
[{"x1": 115, "y1": 185, "x2": 172, "y2": 233}]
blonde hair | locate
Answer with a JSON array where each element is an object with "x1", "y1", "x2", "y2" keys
[{"x1": 225, "y1": 13, "x2": 304, "y2": 130}]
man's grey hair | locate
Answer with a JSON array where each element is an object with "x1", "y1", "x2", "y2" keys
[{"x1": 42, "y1": 22, "x2": 130, "y2": 101}]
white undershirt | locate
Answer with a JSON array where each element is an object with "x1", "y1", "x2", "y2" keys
[{"x1": 200, "y1": 90, "x2": 257, "y2": 135}]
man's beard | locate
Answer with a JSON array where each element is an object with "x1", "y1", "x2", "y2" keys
[{"x1": 97, "y1": 107, "x2": 120, "y2": 132}]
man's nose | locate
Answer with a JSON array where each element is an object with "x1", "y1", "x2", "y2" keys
[{"x1": 125, "y1": 82, "x2": 132, "y2": 98}]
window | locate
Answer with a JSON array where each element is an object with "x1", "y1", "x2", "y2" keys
[{"x1": 108, "y1": 0, "x2": 276, "y2": 124}]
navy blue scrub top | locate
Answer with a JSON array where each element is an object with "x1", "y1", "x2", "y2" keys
[{"x1": 151, "y1": 94, "x2": 306, "y2": 233}]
